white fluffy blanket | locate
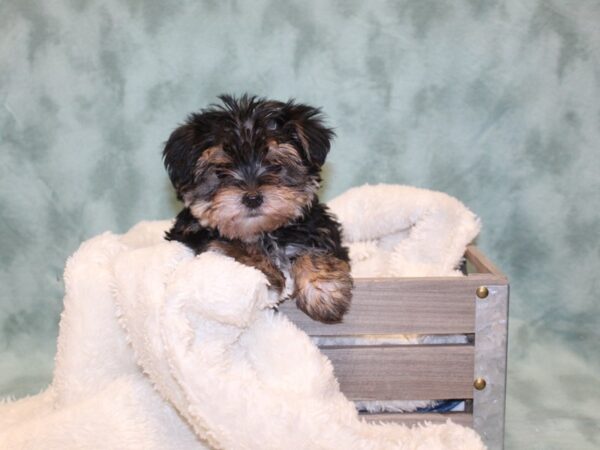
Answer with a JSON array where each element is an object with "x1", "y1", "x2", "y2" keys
[{"x1": 0, "y1": 184, "x2": 483, "y2": 450}]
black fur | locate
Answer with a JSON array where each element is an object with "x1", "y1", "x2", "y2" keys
[
  {"x1": 163, "y1": 94, "x2": 334, "y2": 201},
  {"x1": 166, "y1": 201, "x2": 349, "y2": 262},
  {"x1": 163, "y1": 94, "x2": 352, "y2": 323}
]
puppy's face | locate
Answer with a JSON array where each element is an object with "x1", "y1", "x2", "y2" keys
[{"x1": 163, "y1": 95, "x2": 334, "y2": 241}]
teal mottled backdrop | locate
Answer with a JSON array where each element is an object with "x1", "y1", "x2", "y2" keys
[{"x1": 1, "y1": 1, "x2": 599, "y2": 448}]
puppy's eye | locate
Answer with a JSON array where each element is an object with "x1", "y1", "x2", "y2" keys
[
  {"x1": 269, "y1": 163, "x2": 283, "y2": 172},
  {"x1": 215, "y1": 169, "x2": 228, "y2": 179},
  {"x1": 266, "y1": 119, "x2": 278, "y2": 131}
]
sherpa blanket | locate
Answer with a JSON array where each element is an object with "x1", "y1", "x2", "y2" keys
[{"x1": 0, "y1": 184, "x2": 483, "y2": 450}]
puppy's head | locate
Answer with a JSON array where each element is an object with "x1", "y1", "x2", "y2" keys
[{"x1": 163, "y1": 94, "x2": 334, "y2": 241}]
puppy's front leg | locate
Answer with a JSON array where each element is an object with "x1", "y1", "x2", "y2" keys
[
  {"x1": 207, "y1": 240, "x2": 286, "y2": 294},
  {"x1": 291, "y1": 252, "x2": 353, "y2": 323}
]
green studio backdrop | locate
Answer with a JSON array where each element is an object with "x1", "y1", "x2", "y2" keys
[{"x1": 1, "y1": 1, "x2": 599, "y2": 449}]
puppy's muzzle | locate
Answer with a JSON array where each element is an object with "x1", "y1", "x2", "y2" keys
[{"x1": 242, "y1": 192, "x2": 263, "y2": 209}]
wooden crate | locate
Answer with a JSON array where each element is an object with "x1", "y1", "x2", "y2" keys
[{"x1": 280, "y1": 246, "x2": 509, "y2": 450}]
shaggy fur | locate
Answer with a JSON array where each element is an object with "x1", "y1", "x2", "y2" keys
[
  {"x1": 292, "y1": 253, "x2": 353, "y2": 323},
  {"x1": 163, "y1": 95, "x2": 352, "y2": 323}
]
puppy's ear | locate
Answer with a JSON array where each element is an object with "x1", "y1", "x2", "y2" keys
[
  {"x1": 285, "y1": 103, "x2": 335, "y2": 167},
  {"x1": 163, "y1": 114, "x2": 217, "y2": 200},
  {"x1": 163, "y1": 123, "x2": 198, "y2": 199}
]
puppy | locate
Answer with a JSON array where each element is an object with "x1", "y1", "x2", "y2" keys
[{"x1": 163, "y1": 94, "x2": 352, "y2": 323}]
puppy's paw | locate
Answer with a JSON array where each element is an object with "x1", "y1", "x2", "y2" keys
[{"x1": 291, "y1": 253, "x2": 353, "y2": 323}]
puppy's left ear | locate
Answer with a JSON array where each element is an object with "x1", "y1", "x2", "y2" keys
[{"x1": 286, "y1": 103, "x2": 335, "y2": 167}]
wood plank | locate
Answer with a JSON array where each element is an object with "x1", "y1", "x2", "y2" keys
[
  {"x1": 321, "y1": 345, "x2": 474, "y2": 401},
  {"x1": 279, "y1": 276, "x2": 482, "y2": 335},
  {"x1": 361, "y1": 412, "x2": 473, "y2": 427},
  {"x1": 465, "y1": 246, "x2": 507, "y2": 279}
]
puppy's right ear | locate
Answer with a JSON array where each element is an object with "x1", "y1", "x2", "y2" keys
[{"x1": 163, "y1": 121, "x2": 203, "y2": 200}]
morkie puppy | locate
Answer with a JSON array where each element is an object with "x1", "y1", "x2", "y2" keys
[{"x1": 163, "y1": 94, "x2": 352, "y2": 323}]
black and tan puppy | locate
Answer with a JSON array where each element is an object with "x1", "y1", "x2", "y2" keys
[{"x1": 163, "y1": 94, "x2": 352, "y2": 323}]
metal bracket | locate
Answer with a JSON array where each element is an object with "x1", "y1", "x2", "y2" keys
[{"x1": 473, "y1": 284, "x2": 509, "y2": 449}]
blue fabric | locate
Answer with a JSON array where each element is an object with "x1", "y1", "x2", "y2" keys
[{"x1": 417, "y1": 400, "x2": 463, "y2": 413}]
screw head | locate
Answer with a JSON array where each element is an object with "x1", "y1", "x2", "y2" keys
[
  {"x1": 474, "y1": 377, "x2": 487, "y2": 390},
  {"x1": 476, "y1": 286, "x2": 489, "y2": 299}
]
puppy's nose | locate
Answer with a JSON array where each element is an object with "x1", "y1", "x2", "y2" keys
[{"x1": 242, "y1": 193, "x2": 263, "y2": 209}]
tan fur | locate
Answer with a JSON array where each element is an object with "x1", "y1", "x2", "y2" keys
[
  {"x1": 266, "y1": 141, "x2": 304, "y2": 167},
  {"x1": 207, "y1": 240, "x2": 285, "y2": 292},
  {"x1": 195, "y1": 145, "x2": 231, "y2": 171},
  {"x1": 189, "y1": 200, "x2": 211, "y2": 225},
  {"x1": 190, "y1": 185, "x2": 315, "y2": 241},
  {"x1": 291, "y1": 253, "x2": 353, "y2": 323}
]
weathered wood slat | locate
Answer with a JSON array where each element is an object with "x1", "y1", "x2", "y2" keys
[
  {"x1": 361, "y1": 412, "x2": 473, "y2": 427},
  {"x1": 465, "y1": 245, "x2": 507, "y2": 279},
  {"x1": 280, "y1": 277, "x2": 482, "y2": 335},
  {"x1": 278, "y1": 246, "x2": 506, "y2": 447},
  {"x1": 321, "y1": 345, "x2": 474, "y2": 401}
]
